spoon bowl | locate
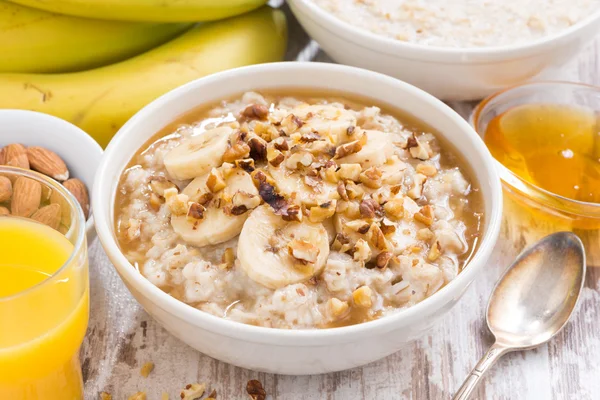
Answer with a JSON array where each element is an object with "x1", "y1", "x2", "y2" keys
[
  {"x1": 488, "y1": 232, "x2": 586, "y2": 349},
  {"x1": 454, "y1": 232, "x2": 586, "y2": 400}
]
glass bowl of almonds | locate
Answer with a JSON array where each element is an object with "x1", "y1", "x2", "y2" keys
[{"x1": 0, "y1": 110, "x2": 103, "y2": 243}]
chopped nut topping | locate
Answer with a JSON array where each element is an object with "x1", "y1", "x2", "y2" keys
[
  {"x1": 337, "y1": 163, "x2": 362, "y2": 181},
  {"x1": 345, "y1": 200, "x2": 361, "y2": 219},
  {"x1": 180, "y1": 383, "x2": 205, "y2": 400},
  {"x1": 414, "y1": 205, "x2": 434, "y2": 226},
  {"x1": 100, "y1": 393, "x2": 112, "y2": 400},
  {"x1": 337, "y1": 181, "x2": 349, "y2": 200},
  {"x1": 223, "y1": 140, "x2": 250, "y2": 163},
  {"x1": 285, "y1": 151, "x2": 314, "y2": 169},
  {"x1": 127, "y1": 392, "x2": 146, "y2": 400},
  {"x1": 345, "y1": 219, "x2": 371, "y2": 234},
  {"x1": 346, "y1": 125, "x2": 356, "y2": 136},
  {"x1": 242, "y1": 104, "x2": 269, "y2": 120},
  {"x1": 407, "y1": 134, "x2": 432, "y2": 160},
  {"x1": 332, "y1": 233, "x2": 352, "y2": 253},
  {"x1": 267, "y1": 147, "x2": 285, "y2": 167},
  {"x1": 140, "y1": 362, "x2": 154, "y2": 378},
  {"x1": 367, "y1": 223, "x2": 388, "y2": 250},
  {"x1": 383, "y1": 197, "x2": 404, "y2": 219},
  {"x1": 417, "y1": 228, "x2": 434, "y2": 241},
  {"x1": 428, "y1": 240, "x2": 442, "y2": 261},
  {"x1": 187, "y1": 202, "x2": 205, "y2": 221},
  {"x1": 352, "y1": 286, "x2": 373, "y2": 308},
  {"x1": 416, "y1": 163, "x2": 438, "y2": 177},
  {"x1": 345, "y1": 181, "x2": 364, "y2": 200},
  {"x1": 359, "y1": 167, "x2": 383, "y2": 189},
  {"x1": 235, "y1": 158, "x2": 255, "y2": 173},
  {"x1": 149, "y1": 176, "x2": 177, "y2": 197},
  {"x1": 308, "y1": 200, "x2": 336, "y2": 222},
  {"x1": 206, "y1": 168, "x2": 226, "y2": 193},
  {"x1": 334, "y1": 139, "x2": 363, "y2": 159},
  {"x1": 304, "y1": 175, "x2": 320, "y2": 188},
  {"x1": 257, "y1": 179, "x2": 301, "y2": 221},
  {"x1": 328, "y1": 297, "x2": 350, "y2": 318},
  {"x1": 322, "y1": 163, "x2": 339, "y2": 183},
  {"x1": 231, "y1": 190, "x2": 261, "y2": 211},
  {"x1": 380, "y1": 218, "x2": 396, "y2": 236},
  {"x1": 288, "y1": 239, "x2": 320, "y2": 263},
  {"x1": 359, "y1": 198, "x2": 381, "y2": 219},
  {"x1": 281, "y1": 113, "x2": 304, "y2": 134},
  {"x1": 376, "y1": 251, "x2": 393, "y2": 268},
  {"x1": 353, "y1": 238, "x2": 372, "y2": 262},
  {"x1": 164, "y1": 188, "x2": 189, "y2": 216},
  {"x1": 407, "y1": 173, "x2": 427, "y2": 199},
  {"x1": 248, "y1": 136, "x2": 267, "y2": 161},
  {"x1": 281, "y1": 203, "x2": 303, "y2": 222},
  {"x1": 221, "y1": 247, "x2": 235, "y2": 269},
  {"x1": 206, "y1": 389, "x2": 217, "y2": 400},
  {"x1": 246, "y1": 380, "x2": 266, "y2": 400},
  {"x1": 149, "y1": 193, "x2": 162, "y2": 211},
  {"x1": 273, "y1": 137, "x2": 289, "y2": 151}
]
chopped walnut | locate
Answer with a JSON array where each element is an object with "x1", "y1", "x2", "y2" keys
[
  {"x1": 187, "y1": 202, "x2": 205, "y2": 221},
  {"x1": 345, "y1": 219, "x2": 371, "y2": 234},
  {"x1": 345, "y1": 200, "x2": 361, "y2": 219},
  {"x1": 334, "y1": 139, "x2": 363, "y2": 159},
  {"x1": 352, "y1": 286, "x2": 373, "y2": 308},
  {"x1": 321, "y1": 163, "x2": 339, "y2": 183},
  {"x1": 359, "y1": 167, "x2": 383, "y2": 189},
  {"x1": 345, "y1": 181, "x2": 364, "y2": 200},
  {"x1": 235, "y1": 158, "x2": 255, "y2": 173},
  {"x1": 273, "y1": 137, "x2": 289, "y2": 151},
  {"x1": 327, "y1": 297, "x2": 350, "y2": 319},
  {"x1": 376, "y1": 251, "x2": 393, "y2": 268},
  {"x1": 149, "y1": 176, "x2": 177, "y2": 197},
  {"x1": 246, "y1": 380, "x2": 266, "y2": 400},
  {"x1": 180, "y1": 383, "x2": 205, "y2": 400},
  {"x1": 281, "y1": 203, "x2": 303, "y2": 222},
  {"x1": 248, "y1": 136, "x2": 267, "y2": 161},
  {"x1": 242, "y1": 104, "x2": 269, "y2": 120},
  {"x1": 407, "y1": 173, "x2": 427, "y2": 199},
  {"x1": 367, "y1": 223, "x2": 388, "y2": 250},
  {"x1": 332, "y1": 233, "x2": 352, "y2": 253},
  {"x1": 223, "y1": 140, "x2": 251, "y2": 163},
  {"x1": 416, "y1": 163, "x2": 438, "y2": 177},
  {"x1": 428, "y1": 240, "x2": 442, "y2": 261},
  {"x1": 140, "y1": 362, "x2": 154, "y2": 378},
  {"x1": 414, "y1": 205, "x2": 434, "y2": 226},
  {"x1": 127, "y1": 392, "x2": 146, "y2": 400},
  {"x1": 149, "y1": 193, "x2": 162, "y2": 211},
  {"x1": 383, "y1": 197, "x2": 404, "y2": 219},
  {"x1": 232, "y1": 191, "x2": 261, "y2": 211},
  {"x1": 353, "y1": 238, "x2": 372, "y2": 262},
  {"x1": 206, "y1": 389, "x2": 217, "y2": 400},
  {"x1": 407, "y1": 135, "x2": 432, "y2": 160},
  {"x1": 359, "y1": 198, "x2": 381, "y2": 219},
  {"x1": 380, "y1": 218, "x2": 396, "y2": 236},
  {"x1": 206, "y1": 168, "x2": 226, "y2": 193},
  {"x1": 417, "y1": 228, "x2": 434, "y2": 241},
  {"x1": 281, "y1": 113, "x2": 304, "y2": 134},
  {"x1": 288, "y1": 239, "x2": 320, "y2": 263},
  {"x1": 337, "y1": 181, "x2": 349, "y2": 200},
  {"x1": 337, "y1": 163, "x2": 362, "y2": 181},
  {"x1": 308, "y1": 200, "x2": 336, "y2": 222},
  {"x1": 285, "y1": 151, "x2": 314, "y2": 169},
  {"x1": 267, "y1": 147, "x2": 285, "y2": 167}
]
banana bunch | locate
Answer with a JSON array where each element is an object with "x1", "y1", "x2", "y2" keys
[{"x1": 0, "y1": 1, "x2": 286, "y2": 147}]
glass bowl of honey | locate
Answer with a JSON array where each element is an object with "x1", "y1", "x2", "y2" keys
[{"x1": 471, "y1": 81, "x2": 600, "y2": 265}]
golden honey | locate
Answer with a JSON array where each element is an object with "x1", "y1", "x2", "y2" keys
[{"x1": 484, "y1": 103, "x2": 600, "y2": 203}]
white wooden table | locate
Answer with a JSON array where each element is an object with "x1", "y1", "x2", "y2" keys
[{"x1": 82, "y1": 6, "x2": 600, "y2": 399}]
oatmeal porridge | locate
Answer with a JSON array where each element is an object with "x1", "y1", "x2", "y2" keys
[
  {"x1": 114, "y1": 91, "x2": 483, "y2": 329},
  {"x1": 311, "y1": 0, "x2": 600, "y2": 48}
]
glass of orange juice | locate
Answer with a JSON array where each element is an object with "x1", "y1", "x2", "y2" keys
[{"x1": 0, "y1": 166, "x2": 89, "y2": 400}]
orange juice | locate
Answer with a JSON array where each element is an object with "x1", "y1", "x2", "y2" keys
[{"x1": 0, "y1": 217, "x2": 89, "y2": 400}]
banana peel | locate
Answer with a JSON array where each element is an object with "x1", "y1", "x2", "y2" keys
[
  {"x1": 6, "y1": 0, "x2": 267, "y2": 22},
  {"x1": 0, "y1": 7, "x2": 287, "y2": 147},
  {"x1": 0, "y1": 1, "x2": 192, "y2": 73}
]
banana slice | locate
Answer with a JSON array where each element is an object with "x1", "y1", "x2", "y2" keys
[
  {"x1": 237, "y1": 204, "x2": 330, "y2": 289},
  {"x1": 292, "y1": 104, "x2": 357, "y2": 143},
  {"x1": 335, "y1": 130, "x2": 394, "y2": 168},
  {"x1": 164, "y1": 126, "x2": 233, "y2": 180},
  {"x1": 171, "y1": 168, "x2": 259, "y2": 247},
  {"x1": 269, "y1": 165, "x2": 339, "y2": 206}
]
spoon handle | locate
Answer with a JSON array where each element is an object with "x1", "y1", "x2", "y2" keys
[{"x1": 452, "y1": 342, "x2": 508, "y2": 400}]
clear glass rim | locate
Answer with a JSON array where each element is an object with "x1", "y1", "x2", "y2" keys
[
  {"x1": 470, "y1": 80, "x2": 600, "y2": 218},
  {"x1": 0, "y1": 166, "x2": 86, "y2": 301}
]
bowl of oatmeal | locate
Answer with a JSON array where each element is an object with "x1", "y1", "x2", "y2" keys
[
  {"x1": 93, "y1": 62, "x2": 502, "y2": 374},
  {"x1": 288, "y1": 0, "x2": 600, "y2": 100}
]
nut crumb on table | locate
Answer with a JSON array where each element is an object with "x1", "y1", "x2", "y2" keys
[
  {"x1": 140, "y1": 361, "x2": 154, "y2": 378},
  {"x1": 127, "y1": 392, "x2": 146, "y2": 400}
]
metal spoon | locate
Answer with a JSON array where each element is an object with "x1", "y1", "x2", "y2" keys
[{"x1": 453, "y1": 232, "x2": 586, "y2": 400}]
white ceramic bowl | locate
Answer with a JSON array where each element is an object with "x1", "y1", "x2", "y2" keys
[
  {"x1": 0, "y1": 110, "x2": 102, "y2": 244},
  {"x1": 93, "y1": 62, "x2": 502, "y2": 374},
  {"x1": 288, "y1": 0, "x2": 600, "y2": 101}
]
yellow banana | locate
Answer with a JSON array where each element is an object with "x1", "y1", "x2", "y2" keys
[
  {"x1": 0, "y1": 7, "x2": 287, "y2": 147},
  {"x1": 0, "y1": 1, "x2": 192, "y2": 73},
  {"x1": 7, "y1": 0, "x2": 267, "y2": 22}
]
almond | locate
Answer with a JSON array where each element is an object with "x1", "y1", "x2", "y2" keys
[
  {"x1": 27, "y1": 146, "x2": 69, "y2": 181},
  {"x1": 4, "y1": 143, "x2": 29, "y2": 169},
  {"x1": 0, "y1": 206, "x2": 9, "y2": 216},
  {"x1": 0, "y1": 176, "x2": 12, "y2": 202},
  {"x1": 11, "y1": 177, "x2": 41, "y2": 217},
  {"x1": 63, "y1": 178, "x2": 89, "y2": 217},
  {"x1": 31, "y1": 204, "x2": 61, "y2": 230}
]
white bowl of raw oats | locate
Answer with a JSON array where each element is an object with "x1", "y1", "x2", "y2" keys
[
  {"x1": 93, "y1": 62, "x2": 502, "y2": 374},
  {"x1": 288, "y1": 0, "x2": 600, "y2": 100}
]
